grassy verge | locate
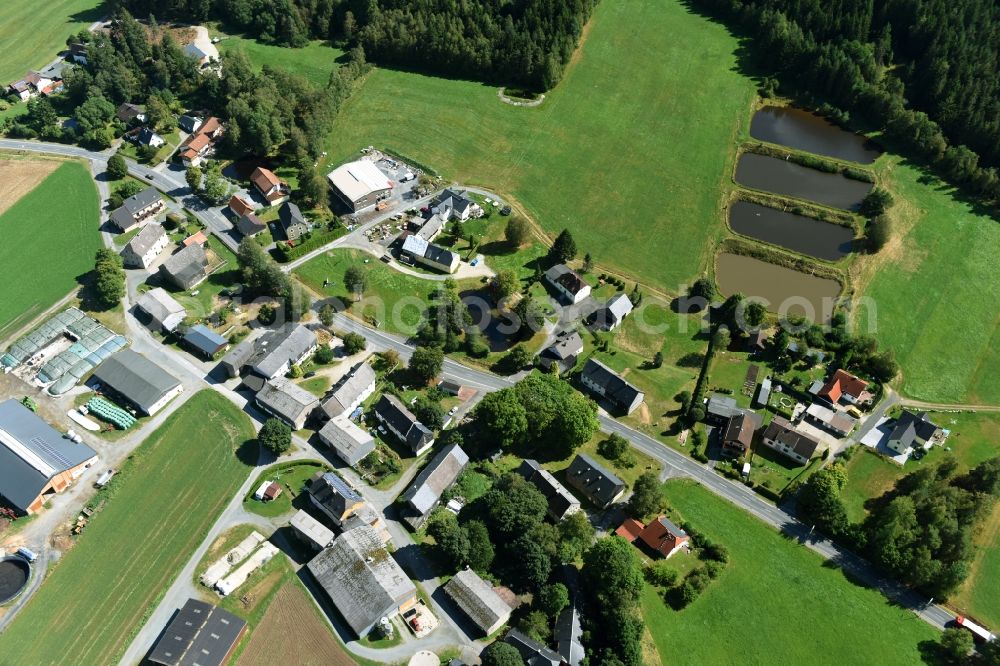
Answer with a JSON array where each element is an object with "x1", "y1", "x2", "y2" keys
[
  {"x1": 243, "y1": 460, "x2": 331, "y2": 518},
  {"x1": 0, "y1": 390, "x2": 257, "y2": 664}
]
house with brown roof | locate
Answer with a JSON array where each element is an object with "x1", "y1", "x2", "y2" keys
[
  {"x1": 178, "y1": 116, "x2": 223, "y2": 167},
  {"x1": 228, "y1": 194, "x2": 255, "y2": 219},
  {"x1": 817, "y1": 369, "x2": 872, "y2": 406},
  {"x1": 251, "y1": 166, "x2": 290, "y2": 205},
  {"x1": 721, "y1": 412, "x2": 755, "y2": 456},
  {"x1": 544, "y1": 264, "x2": 591, "y2": 304},
  {"x1": 639, "y1": 516, "x2": 690, "y2": 558},
  {"x1": 761, "y1": 416, "x2": 820, "y2": 465}
]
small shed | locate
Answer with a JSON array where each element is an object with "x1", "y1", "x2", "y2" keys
[{"x1": 182, "y1": 324, "x2": 228, "y2": 359}]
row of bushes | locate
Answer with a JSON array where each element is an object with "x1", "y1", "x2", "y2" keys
[
  {"x1": 272, "y1": 226, "x2": 347, "y2": 262},
  {"x1": 743, "y1": 142, "x2": 875, "y2": 182}
]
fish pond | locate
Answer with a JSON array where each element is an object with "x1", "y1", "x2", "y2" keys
[
  {"x1": 735, "y1": 153, "x2": 873, "y2": 211},
  {"x1": 716, "y1": 252, "x2": 841, "y2": 324},
  {"x1": 750, "y1": 106, "x2": 881, "y2": 164},
  {"x1": 729, "y1": 201, "x2": 855, "y2": 261}
]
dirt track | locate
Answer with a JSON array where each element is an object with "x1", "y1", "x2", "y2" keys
[{"x1": 0, "y1": 159, "x2": 59, "y2": 215}]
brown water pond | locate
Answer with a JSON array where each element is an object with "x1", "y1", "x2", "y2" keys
[
  {"x1": 729, "y1": 201, "x2": 855, "y2": 262},
  {"x1": 750, "y1": 106, "x2": 882, "y2": 164},
  {"x1": 735, "y1": 153, "x2": 873, "y2": 211},
  {"x1": 716, "y1": 253, "x2": 841, "y2": 324}
]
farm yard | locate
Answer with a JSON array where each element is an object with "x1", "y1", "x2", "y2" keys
[
  {"x1": 0, "y1": 391, "x2": 257, "y2": 665},
  {"x1": 643, "y1": 481, "x2": 937, "y2": 664},
  {"x1": 322, "y1": 0, "x2": 754, "y2": 291},
  {"x1": 0, "y1": 159, "x2": 103, "y2": 340},
  {"x1": 0, "y1": 0, "x2": 103, "y2": 83}
]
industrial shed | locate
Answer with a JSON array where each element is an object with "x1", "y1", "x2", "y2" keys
[{"x1": 90, "y1": 350, "x2": 183, "y2": 416}]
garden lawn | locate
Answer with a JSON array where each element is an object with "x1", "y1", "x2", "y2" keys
[
  {"x1": 643, "y1": 481, "x2": 937, "y2": 664},
  {"x1": 0, "y1": 0, "x2": 103, "y2": 83},
  {"x1": 322, "y1": 0, "x2": 753, "y2": 291},
  {"x1": 244, "y1": 461, "x2": 330, "y2": 518},
  {"x1": 0, "y1": 160, "x2": 102, "y2": 339},
  {"x1": 855, "y1": 160, "x2": 1000, "y2": 403},
  {"x1": 0, "y1": 390, "x2": 257, "y2": 666},
  {"x1": 294, "y1": 248, "x2": 440, "y2": 336}
]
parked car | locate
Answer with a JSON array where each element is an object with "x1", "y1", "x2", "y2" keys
[{"x1": 16, "y1": 547, "x2": 37, "y2": 562}]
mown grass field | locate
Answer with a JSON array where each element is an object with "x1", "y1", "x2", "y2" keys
[
  {"x1": 0, "y1": 0, "x2": 103, "y2": 83},
  {"x1": 219, "y1": 36, "x2": 345, "y2": 87},
  {"x1": 322, "y1": 0, "x2": 753, "y2": 292},
  {"x1": 643, "y1": 481, "x2": 937, "y2": 664},
  {"x1": 294, "y1": 248, "x2": 443, "y2": 336},
  {"x1": 855, "y1": 160, "x2": 1000, "y2": 404},
  {"x1": 0, "y1": 160, "x2": 102, "y2": 340},
  {"x1": 0, "y1": 391, "x2": 257, "y2": 666}
]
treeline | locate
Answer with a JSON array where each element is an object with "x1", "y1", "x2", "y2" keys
[
  {"x1": 798, "y1": 453, "x2": 1000, "y2": 597},
  {"x1": 111, "y1": 0, "x2": 598, "y2": 90},
  {"x1": 691, "y1": 0, "x2": 1000, "y2": 201}
]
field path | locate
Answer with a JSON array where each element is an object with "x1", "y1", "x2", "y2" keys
[{"x1": 899, "y1": 399, "x2": 1000, "y2": 413}]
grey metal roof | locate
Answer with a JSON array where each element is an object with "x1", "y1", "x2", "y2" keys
[
  {"x1": 555, "y1": 602, "x2": 584, "y2": 666},
  {"x1": 318, "y1": 416, "x2": 375, "y2": 466},
  {"x1": 148, "y1": 598, "x2": 246, "y2": 666},
  {"x1": 236, "y1": 213, "x2": 266, "y2": 236},
  {"x1": 249, "y1": 325, "x2": 316, "y2": 379},
  {"x1": 136, "y1": 288, "x2": 186, "y2": 329},
  {"x1": 183, "y1": 325, "x2": 227, "y2": 357},
  {"x1": 763, "y1": 416, "x2": 821, "y2": 458},
  {"x1": 125, "y1": 223, "x2": 166, "y2": 257},
  {"x1": 565, "y1": 453, "x2": 625, "y2": 508},
  {"x1": 91, "y1": 350, "x2": 181, "y2": 414},
  {"x1": 110, "y1": 206, "x2": 137, "y2": 231},
  {"x1": 320, "y1": 362, "x2": 376, "y2": 418},
  {"x1": 220, "y1": 338, "x2": 256, "y2": 373},
  {"x1": 278, "y1": 202, "x2": 306, "y2": 231},
  {"x1": 307, "y1": 525, "x2": 415, "y2": 636},
  {"x1": 290, "y1": 509, "x2": 334, "y2": 549},
  {"x1": 399, "y1": 443, "x2": 468, "y2": 520},
  {"x1": 160, "y1": 244, "x2": 208, "y2": 289},
  {"x1": 444, "y1": 569, "x2": 511, "y2": 635},
  {"x1": 255, "y1": 379, "x2": 318, "y2": 426},
  {"x1": 889, "y1": 410, "x2": 939, "y2": 447},
  {"x1": 505, "y1": 629, "x2": 562, "y2": 666},
  {"x1": 0, "y1": 399, "x2": 97, "y2": 512}
]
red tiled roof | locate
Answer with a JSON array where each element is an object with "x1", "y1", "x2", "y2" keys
[
  {"x1": 639, "y1": 517, "x2": 689, "y2": 556},
  {"x1": 251, "y1": 166, "x2": 282, "y2": 194},
  {"x1": 228, "y1": 195, "x2": 255, "y2": 217},
  {"x1": 818, "y1": 369, "x2": 869, "y2": 403},
  {"x1": 615, "y1": 518, "x2": 644, "y2": 542},
  {"x1": 199, "y1": 116, "x2": 222, "y2": 135},
  {"x1": 183, "y1": 231, "x2": 207, "y2": 246},
  {"x1": 263, "y1": 482, "x2": 282, "y2": 500}
]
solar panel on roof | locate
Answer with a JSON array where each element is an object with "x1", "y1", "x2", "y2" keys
[{"x1": 29, "y1": 435, "x2": 74, "y2": 469}]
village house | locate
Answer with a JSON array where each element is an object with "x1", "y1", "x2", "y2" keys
[
  {"x1": 254, "y1": 378, "x2": 319, "y2": 430},
  {"x1": 431, "y1": 188, "x2": 482, "y2": 221},
  {"x1": 373, "y1": 394, "x2": 435, "y2": 455},
  {"x1": 178, "y1": 114, "x2": 203, "y2": 134},
  {"x1": 0, "y1": 399, "x2": 98, "y2": 515},
  {"x1": 289, "y1": 509, "x2": 335, "y2": 552},
  {"x1": 319, "y1": 362, "x2": 377, "y2": 419},
  {"x1": 565, "y1": 453, "x2": 626, "y2": 509},
  {"x1": 556, "y1": 602, "x2": 585, "y2": 666},
  {"x1": 183, "y1": 231, "x2": 207, "y2": 247},
  {"x1": 721, "y1": 412, "x2": 755, "y2": 456},
  {"x1": 224, "y1": 324, "x2": 317, "y2": 383},
  {"x1": 415, "y1": 214, "x2": 445, "y2": 242},
  {"x1": 159, "y1": 243, "x2": 209, "y2": 290},
  {"x1": 134, "y1": 287, "x2": 186, "y2": 333},
  {"x1": 184, "y1": 42, "x2": 211, "y2": 66},
  {"x1": 121, "y1": 223, "x2": 169, "y2": 269},
  {"x1": 580, "y1": 358, "x2": 645, "y2": 415},
  {"x1": 318, "y1": 415, "x2": 375, "y2": 466},
  {"x1": 134, "y1": 127, "x2": 164, "y2": 148},
  {"x1": 517, "y1": 459, "x2": 581, "y2": 521},
  {"x1": 178, "y1": 116, "x2": 223, "y2": 167},
  {"x1": 90, "y1": 349, "x2": 183, "y2": 416},
  {"x1": 804, "y1": 402, "x2": 857, "y2": 437},
  {"x1": 68, "y1": 42, "x2": 89, "y2": 65},
  {"x1": 398, "y1": 443, "x2": 469, "y2": 529},
  {"x1": 251, "y1": 166, "x2": 291, "y2": 205},
  {"x1": 109, "y1": 187, "x2": 164, "y2": 233},
  {"x1": 505, "y1": 630, "x2": 563, "y2": 666},
  {"x1": 115, "y1": 102, "x2": 146, "y2": 124},
  {"x1": 278, "y1": 202, "x2": 309, "y2": 241},
  {"x1": 817, "y1": 369, "x2": 872, "y2": 406},
  {"x1": 640, "y1": 516, "x2": 690, "y2": 558},
  {"x1": 537, "y1": 331, "x2": 583, "y2": 374},
  {"x1": 307, "y1": 471, "x2": 364, "y2": 527},
  {"x1": 227, "y1": 194, "x2": 255, "y2": 219},
  {"x1": 706, "y1": 393, "x2": 744, "y2": 424},
  {"x1": 307, "y1": 525, "x2": 417, "y2": 637},
  {"x1": 326, "y1": 159, "x2": 394, "y2": 211},
  {"x1": 761, "y1": 416, "x2": 821, "y2": 465},
  {"x1": 401, "y1": 235, "x2": 460, "y2": 274},
  {"x1": 236, "y1": 212, "x2": 267, "y2": 237},
  {"x1": 444, "y1": 568, "x2": 513, "y2": 636},
  {"x1": 590, "y1": 293, "x2": 634, "y2": 331},
  {"x1": 8, "y1": 71, "x2": 58, "y2": 101},
  {"x1": 886, "y1": 410, "x2": 941, "y2": 455},
  {"x1": 544, "y1": 264, "x2": 591, "y2": 304}
]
